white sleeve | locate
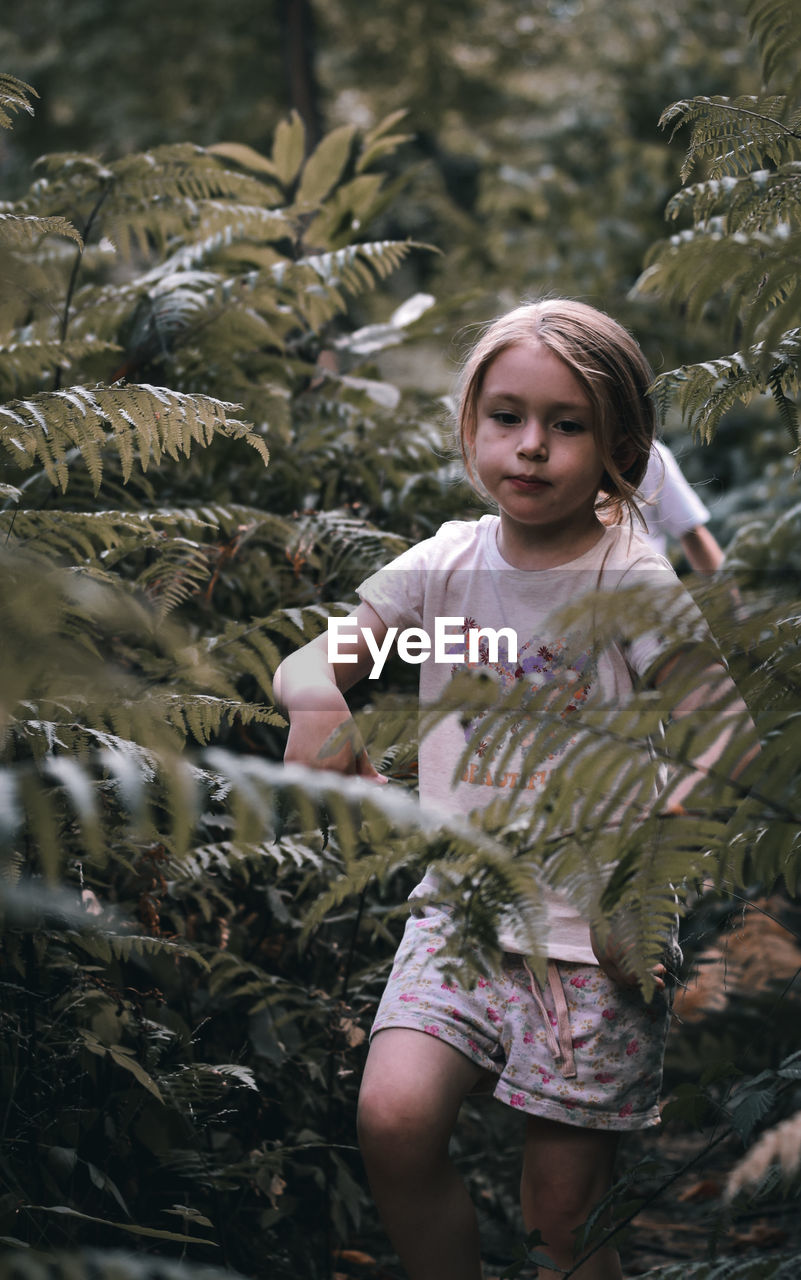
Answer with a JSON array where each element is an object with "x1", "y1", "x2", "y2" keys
[
  {"x1": 615, "y1": 547, "x2": 717, "y2": 679},
  {"x1": 638, "y1": 441, "x2": 711, "y2": 540},
  {"x1": 357, "y1": 539, "x2": 429, "y2": 629}
]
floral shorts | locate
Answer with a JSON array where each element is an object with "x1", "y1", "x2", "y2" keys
[{"x1": 371, "y1": 909, "x2": 677, "y2": 1130}]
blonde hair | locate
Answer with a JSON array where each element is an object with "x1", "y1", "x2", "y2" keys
[{"x1": 456, "y1": 299, "x2": 656, "y2": 524}]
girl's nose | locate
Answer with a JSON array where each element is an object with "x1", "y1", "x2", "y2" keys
[{"x1": 517, "y1": 420, "x2": 547, "y2": 458}]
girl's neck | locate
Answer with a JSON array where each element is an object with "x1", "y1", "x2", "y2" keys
[{"x1": 495, "y1": 512, "x2": 607, "y2": 570}]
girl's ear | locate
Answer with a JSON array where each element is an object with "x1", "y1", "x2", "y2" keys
[{"x1": 612, "y1": 439, "x2": 638, "y2": 477}]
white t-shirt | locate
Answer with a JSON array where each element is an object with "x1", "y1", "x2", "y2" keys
[
  {"x1": 636, "y1": 441, "x2": 711, "y2": 556},
  {"x1": 358, "y1": 518, "x2": 696, "y2": 962}
]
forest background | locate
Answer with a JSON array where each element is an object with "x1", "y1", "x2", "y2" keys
[{"x1": 1, "y1": 1, "x2": 801, "y2": 1278}]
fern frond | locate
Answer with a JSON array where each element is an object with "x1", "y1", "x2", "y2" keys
[
  {"x1": 71, "y1": 929, "x2": 209, "y2": 967},
  {"x1": 206, "y1": 604, "x2": 335, "y2": 696},
  {"x1": 153, "y1": 694, "x2": 284, "y2": 745},
  {"x1": 0, "y1": 212, "x2": 83, "y2": 249},
  {"x1": 659, "y1": 94, "x2": 801, "y2": 181},
  {"x1": 158, "y1": 1062, "x2": 257, "y2": 1108},
  {"x1": 303, "y1": 240, "x2": 419, "y2": 289},
  {"x1": 726, "y1": 1106, "x2": 801, "y2": 1199},
  {"x1": 0, "y1": 336, "x2": 120, "y2": 396},
  {"x1": 150, "y1": 203, "x2": 290, "y2": 272},
  {"x1": 636, "y1": 222, "x2": 801, "y2": 357},
  {"x1": 749, "y1": 0, "x2": 801, "y2": 95},
  {"x1": 29, "y1": 145, "x2": 275, "y2": 211},
  {"x1": 0, "y1": 507, "x2": 214, "y2": 564},
  {"x1": 166, "y1": 835, "x2": 330, "y2": 886},
  {"x1": 139, "y1": 540, "x2": 217, "y2": 617},
  {"x1": 272, "y1": 240, "x2": 424, "y2": 327},
  {"x1": 20, "y1": 145, "x2": 285, "y2": 264},
  {"x1": 633, "y1": 1252, "x2": 801, "y2": 1278},
  {"x1": 0, "y1": 74, "x2": 38, "y2": 129},
  {"x1": 0, "y1": 383, "x2": 266, "y2": 492},
  {"x1": 650, "y1": 333, "x2": 800, "y2": 442},
  {"x1": 666, "y1": 162, "x2": 801, "y2": 234},
  {"x1": 767, "y1": 365, "x2": 801, "y2": 451}
]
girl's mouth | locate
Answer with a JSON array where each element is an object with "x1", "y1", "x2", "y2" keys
[{"x1": 508, "y1": 475, "x2": 550, "y2": 490}]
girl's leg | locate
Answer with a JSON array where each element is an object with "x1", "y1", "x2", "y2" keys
[
  {"x1": 520, "y1": 1115, "x2": 622, "y2": 1280},
  {"x1": 357, "y1": 1027, "x2": 488, "y2": 1280}
]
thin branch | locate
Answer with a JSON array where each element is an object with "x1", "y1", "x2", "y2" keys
[{"x1": 54, "y1": 185, "x2": 111, "y2": 391}]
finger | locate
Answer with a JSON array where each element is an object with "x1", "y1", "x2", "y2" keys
[{"x1": 355, "y1": 750, "x2": 387, "y2": 783}]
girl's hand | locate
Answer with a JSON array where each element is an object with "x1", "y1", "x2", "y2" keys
[
  {"x1": 283, "y1": 696, "x2": 386, "y2": 784},
  {"x1": 590, "y1": 925, "x2": 666, "y2": 992}
]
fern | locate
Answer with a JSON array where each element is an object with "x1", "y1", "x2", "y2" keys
[
  {"x1": 749, "y1": 0, "x2": 801, "y2": 97},
  {"x1": 0, "y1": 72, "x2": 37, "y2": 129},
  {"x1": 0, "y1": 384, "x2": 265, "y2": 491},
  {"x1": 650, "y1": 335, "x2": 801, "y2": 445},
  {"x1": 660, "y1": 95, "x2": 801, "y2": 182},
  {"x1": 0, "y1": 337, "x2": 121, "y2": 397},
  {"x1": 639, "y1": 1257, "x2": 801, "y2": 1279},
  {"x1": 0, "y1": 211, "x2": 83, "y2": 249},
  {"x1": 665, "y1": 163, "x2": 801, "y2": 234},
  {"x1": 634, "y1": 0, "x2": 801, "y2": 441}
]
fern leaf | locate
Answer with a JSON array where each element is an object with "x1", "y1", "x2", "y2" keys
[
  {"x1": 0, "y1": 74, "x2": 38, "y2": 129},
  {"x1": 666, "y1": 163, "x2": 801, "y2": 235},
  {"x1": 649, "y1": 334, "x2": 800, "y2": 442},
  {"x1": 0, "y1": 384, "x2": 265, "y2": 492},
  {"x1": 660, "y1": 94, "x2": 800, "y2": 181},
  {"x1": 166, "y1": 832, "x2": 340, "y2": 888},
  {"x1": 749, "y1": 0, "x2": 801, "y2": 95},
  {"x1": 0, "y1": 336, "x2": 120, "y2": 396},
  {"x1": 0, "y1": 212, "x2": 83, "y2": 249},
  {"x1": 271, "y1": 241, "x2": 424, "y2": 327},
  {"x1": 155, "y1": 694, "x2": 284, "y2": 745},
  {"x1": 72, "y1": 930, "x2": 209, "y2": 967}
]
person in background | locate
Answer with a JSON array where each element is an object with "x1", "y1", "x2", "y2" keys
[{"x1": 636, "y1": 440, "x2": 724, "y2": 572}]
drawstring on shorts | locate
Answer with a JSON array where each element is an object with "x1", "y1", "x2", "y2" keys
[{"x1": 522, "y1": 958, "x2": 577, "y2": 1079}]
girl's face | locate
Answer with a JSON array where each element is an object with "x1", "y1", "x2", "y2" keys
[{"x1": 473, "y1": 340, "x2": 607, "y2": 566}]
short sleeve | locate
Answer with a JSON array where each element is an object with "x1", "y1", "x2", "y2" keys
[
  {"x1": 357, "y1": 540, "x2": 429, "y2": 630},
  {"x1": 638, "y1": 442, "x2": 711, "y2": 540},
  {"x1": 615, "y1": 548, "x2": 717, "y2": 681}
]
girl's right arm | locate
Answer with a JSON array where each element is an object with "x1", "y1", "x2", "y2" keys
[{"x1": 274, "y1": 600, "x2": 389, "y2": 781}]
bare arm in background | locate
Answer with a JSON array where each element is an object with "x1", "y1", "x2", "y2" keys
[{"x1": 680, "y1": 524, "x2": 725, "y2": 573}]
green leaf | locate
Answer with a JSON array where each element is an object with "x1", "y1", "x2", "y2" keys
[
  {"x1": 271, "y1": 111, "x2": 306, "y2": 187},
  {"x1": 295, "y1": 124, "x2": 357, "y2": 209},
  {"x1": 21, "y1": 1205, "x2": 217, "y2": 1244},
  {"x1": 79, "y1": 1030, "x2": 165, "y2": 1102},
  {"x1": 206, "y1": 141, "x2": 280, "y2": 178}
]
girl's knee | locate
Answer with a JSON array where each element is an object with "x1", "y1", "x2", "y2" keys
[
  {"x1": 357, "y1": 1078, "x2": 446, "y2": 1171},
  {"x1": 520, "y1": 1123, "x2": 617, "y2": 1239},
  {"x1": 522, "y1": 1174, "x2": 597, "y2": 1230},
  {"x1": 359, "y1": 1077, "x2": 421, "y2": 1143}
]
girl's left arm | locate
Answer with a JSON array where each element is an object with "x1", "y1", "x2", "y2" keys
[
  {"x1": 592, "y1": 648, "x2": 760, "y2": 992},
  {"x1": 651, "y1": 648, "x2": 760, "y2": 812}
]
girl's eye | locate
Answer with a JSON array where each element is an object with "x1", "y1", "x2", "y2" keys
[
  {"x1": 491, "y1": 411, "x2": 520, "y2": 426},
  {"x1": 554, "y1": 419, "x2": 585, "y2": 434}
]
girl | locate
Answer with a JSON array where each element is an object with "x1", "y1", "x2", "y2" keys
[{"x1": 274, "y1": 300, "x2": 756, "y2": 1279}]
